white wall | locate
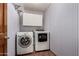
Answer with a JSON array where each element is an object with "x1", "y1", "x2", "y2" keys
[
  {"x1": 44, "y1": 3, "x2": 78, "y2": 56},
  {"x1": 7, "y1": 4, "x2": 19, "y2": 56}
]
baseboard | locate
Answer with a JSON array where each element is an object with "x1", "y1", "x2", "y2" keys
[{"x1": 50, "y1": 50, "x2": 57, "y2": 56}]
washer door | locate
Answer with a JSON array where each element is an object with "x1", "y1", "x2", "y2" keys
[{"x1": 18, "y1": 35, "x2": 32, "y2": 48}]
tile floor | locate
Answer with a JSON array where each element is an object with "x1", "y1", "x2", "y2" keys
[{"x1": 26, "y1": 50, "x2": 56, "y2": 56}]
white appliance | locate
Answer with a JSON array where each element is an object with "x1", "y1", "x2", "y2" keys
[
  {"x1": 16, "y1": 32, "x2": 34, "y2": 55},
  {"x1": 34, "y1": 31, "x2": 49, "y2": 51}
]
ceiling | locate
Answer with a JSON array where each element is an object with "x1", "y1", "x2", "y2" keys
[
  {"x1": 23, "y1": 3, "x2": 50, "y2": 12},
  {"x1": 14, "y1": 3, "x2": 50, "y2": 12}
]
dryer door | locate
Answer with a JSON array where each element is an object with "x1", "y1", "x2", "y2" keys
[
  {"x1": 38, "y1": 33, "x2": 47, "y2": 42},
  {"x1": 18, "y1": 35, "x2": 32, "y2": 48}
]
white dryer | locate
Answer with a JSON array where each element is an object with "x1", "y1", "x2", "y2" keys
[
  {"x1": 34, "y1": 31, "x2": 49, "y2": 51},
  {"x1": 15, "y1": 32, "x2": 33, "y2": 55}
]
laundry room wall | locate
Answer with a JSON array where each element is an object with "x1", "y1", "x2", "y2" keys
[
  {"x1": 44, "y1": 3, "x2": 78, "y2": 56},
  {"x1": 19, "y1": 10, "x2": 44, "y2": 32},
  {"x1": 7, "y1": 3, "x2": 20, "y2": 56}
]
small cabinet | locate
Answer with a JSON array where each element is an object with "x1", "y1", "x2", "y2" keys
[{"x1": 23, "y1": 13, "x2": 43, "y2": 26}]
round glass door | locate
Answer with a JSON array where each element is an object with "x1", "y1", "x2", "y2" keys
[{"x1": 18, "y1": 35, "x2": 31, "y2": 48}]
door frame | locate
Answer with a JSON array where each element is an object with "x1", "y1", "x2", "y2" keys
[{"x1": 3, "y1": 3, "x2": 7, "y2": 56}]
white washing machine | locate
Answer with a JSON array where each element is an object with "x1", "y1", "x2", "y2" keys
[
  {"x1": 34, "y1": 31, "x2": 49, "y2": 51},
  {"x1": 15, "y1": 32, "x2": 34, "y2": 55}
]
